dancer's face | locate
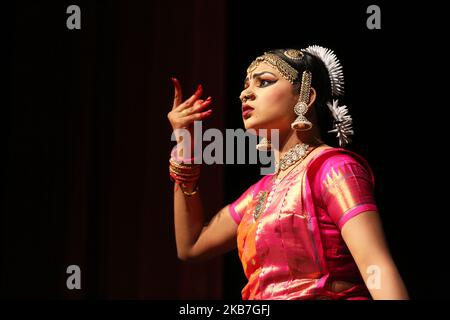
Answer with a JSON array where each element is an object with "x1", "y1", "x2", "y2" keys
[{"x1": 240, "y1": 62, "x2": 298, "y2": 133}]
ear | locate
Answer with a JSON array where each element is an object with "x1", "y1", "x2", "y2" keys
[{"x1": 308, "y1": 87, "x2": 317, "y2": 108}]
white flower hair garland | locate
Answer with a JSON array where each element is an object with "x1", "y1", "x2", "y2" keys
[
  {"x1": 327, "y1": 99, "x2": 354, "y2": 147},
  {"x1": 304, "y1": 45, "x2": 344, "y2": 96},
  {"x1": 303, "y1": 45, "x2": 354, "y2": 147}
]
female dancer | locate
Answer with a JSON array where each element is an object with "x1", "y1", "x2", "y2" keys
[{"x1": 167, "y1": 46, "x2": 408, "y2": 299}]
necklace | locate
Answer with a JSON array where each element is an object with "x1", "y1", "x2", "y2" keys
[
  {"x1": 253, "y1": 158, "x2": 304, "y2": 221},
  {"x1": 275, "y1": 142, "x2": 310, "y2": 173},
  {"x1": 253, "y1": 143, "x2": 318, "y2": 221}
]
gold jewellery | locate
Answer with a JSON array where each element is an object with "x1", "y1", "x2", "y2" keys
[
  {"x1": 246, "y1": 49, "x2": 313, "y2": 133},
  {"x1": 169, "y1": 158, "x2": 201, "y2": 196},
  {"x1": 291, "y1": 70, "x2": 313, "y2": 131},
  {"x1": 247, "y1": 51, "x2": 300, "y2": 84},
  {"x1": 275, "y1": 142, "x2": 311, "y2": 173},
  {"x1": 254, "y1": 142, "x2": 317, "y2": 221}
]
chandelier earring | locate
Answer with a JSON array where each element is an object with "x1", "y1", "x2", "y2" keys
[
  {"x1": 256, "y1": 137, "x2": 271, "y2": 151},
  {"x1": 291, "y1": 71, "x2": 313, "y2": 131}
]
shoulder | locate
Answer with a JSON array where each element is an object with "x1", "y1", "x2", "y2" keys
[
  {"x1": 306, "y1": 147, "x2": 375, "y2": 184},
  {"x1": 308, "y1": 147, "x2": 369, "y2": 168}
]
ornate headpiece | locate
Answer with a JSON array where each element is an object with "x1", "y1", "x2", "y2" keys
[
  {"x1": 248, "y1": 46, "x2": 354, "y2": 148},
  {"x1": 303, "y1": 45, "x2": 353, "y2": 147},
  {"x1": 247, "y1": 50, "x2": 304, "y2": 84}
]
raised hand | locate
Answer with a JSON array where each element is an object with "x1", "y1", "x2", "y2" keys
[{"x1": 167, "y1": 77, "x2": 213, "y2": 131}]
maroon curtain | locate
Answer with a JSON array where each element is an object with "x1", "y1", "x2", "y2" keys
[{"x1": 5, "y1": 0, "x2": 226, "y2": 299}]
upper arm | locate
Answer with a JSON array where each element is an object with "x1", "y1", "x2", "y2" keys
[
  {"x1": 188, "y1": 205, "x2": 238, "y2": 261},
  {"x1": 341, "y1": 211, "x2": 410, "y2": 299},
  {"x1": 188, "y1": 183, "x2": 255, "y2": 261},
  {"x1": 316, "y1": 154, "x2": 393, "y2": 272},
  {"x1": 317, "y1": 154, "x2": 378, "y2": 230},
  {"x1": 316, "y1": 154, "x2": 409, "y2": 299},
  {"x1": 341, "y1": 210, "x2": 391, "y2": 264}
]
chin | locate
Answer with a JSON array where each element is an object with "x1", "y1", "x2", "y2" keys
[
  {"x1": 243, "y1": 122, "x2": 265, "y2": 136},
  {"x1": 243, "y1": 118, "x2": 258, "y2": 131},
  {"x1": 243, "y1": 121, "x2": 253, "y2": 131}
]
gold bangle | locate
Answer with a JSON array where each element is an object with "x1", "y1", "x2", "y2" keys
[
  {"x1": 169, "y1": 168, "x2": 201, "y2": 179},
  {"x1": 180, "y1": 183, "x2": 199, "y2": 196},
  {"x1": 169, "y1": 165, "x2": 201, "y2": 175},
  {"x1": 169, "y1": 171, "x2": 199, "y2": 183},
  {"x1": 173, "y1": 176, "x2": 199, "y2": 183},
  {"x1": 169, "y1": 158, "x2": 201, "y2": 169}
]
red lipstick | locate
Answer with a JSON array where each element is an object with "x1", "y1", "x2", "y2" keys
[{"x1": 242, "y1": 104, "x2": 254, "y2": 119}]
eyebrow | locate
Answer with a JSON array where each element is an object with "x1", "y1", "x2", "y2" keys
[{"x1": 244, "y1": 71, "x2": 277, "y2": 83}]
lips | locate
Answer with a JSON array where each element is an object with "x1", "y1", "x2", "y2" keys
[{"x1": 242, "y1": 104, "x2": 254, "y2": 119}]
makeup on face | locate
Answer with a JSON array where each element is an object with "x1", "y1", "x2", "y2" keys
[
  {"x1": 241, "y1": 68, "x2": 281, "y2": 122},
  {"x1": 244, "y1": 71, "x2": 278, "y2": 88}
]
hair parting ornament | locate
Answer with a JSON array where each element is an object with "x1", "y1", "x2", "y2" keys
[
  {"x1": 247, "y1": 52, "x2": 299, "y2": 84},
  {"x1": 250, "y1": 45, "x2": 354, "y2": 149}
]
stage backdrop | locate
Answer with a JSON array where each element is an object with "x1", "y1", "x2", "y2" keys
[
  {"x1": 5, "y1": 0, "x2": 225, "y2": 299},
  {"x1": 4, "y1": 0, "x2": 446, "y2": 299}
]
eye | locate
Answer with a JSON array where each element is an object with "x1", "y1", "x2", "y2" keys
[
  {"x1": 243, "y1": 78, "x2": 275, "y2": 89},
  {"x1": 259, "y1": 79, "x2": 274, "y2": 87}
]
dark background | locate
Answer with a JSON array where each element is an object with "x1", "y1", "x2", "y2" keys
[{"x1": 3, "y1": 0, "x2": 447, "y2": 299}]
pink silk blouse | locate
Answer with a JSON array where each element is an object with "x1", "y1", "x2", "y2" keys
[{"x1": 229, "y1": 147, "x2": 378, "y2": 300}]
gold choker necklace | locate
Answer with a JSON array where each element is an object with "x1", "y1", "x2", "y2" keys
[{"x1": 275, "y1": 143, "x2": 312, "y2": 173}]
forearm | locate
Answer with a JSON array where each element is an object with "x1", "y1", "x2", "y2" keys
[
  {"x1": 171, "y1": 135, "x2": 204, "y2": 260},
  {"x1": 173, "y1": 181, "x2": 205, "y2": 260},
  {"x1": 168, "y1": 79, "x2": 215, "y2": 261}
]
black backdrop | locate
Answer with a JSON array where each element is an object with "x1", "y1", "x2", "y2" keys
[
  {"x1": 223, "y1": 1, "x2": 448, "y2": 300},
  {"x1": 3, "y1": 0, "x2": 447, "y2": 299}
]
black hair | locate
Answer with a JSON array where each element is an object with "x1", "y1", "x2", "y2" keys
[{"x1": 266, "y1": 48, "x2": 336, "y2": 145}]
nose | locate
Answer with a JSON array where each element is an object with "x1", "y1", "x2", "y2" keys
[{"x1": 240, "y1": 90, "x2": 254, "y2": 103}]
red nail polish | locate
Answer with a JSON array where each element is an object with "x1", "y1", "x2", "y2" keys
[{"x1": 171, "y1": 78, "x2": 180, "y2": 87}]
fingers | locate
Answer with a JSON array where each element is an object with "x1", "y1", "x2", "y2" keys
[
  {"x1": 178, "y1": 84, "x2": 203, "y2": 111},
  {"x1": 168, "y1": 105, "x2": 213, "y2": 131},
  {"x1": 171, "y1": 78, "x2": 205, "y2": 113},
  {"x1": 167, "y1": 85, "x2": 214, "y2": 130},
  {"x1": 180, "y1": 98, "x2": 214, "y2": 125},
  {"x1": 184, "y1": 109, "x2": 213, "y2": 122},
  {"x1": 180, "y1": 97, "x2": 212, "y2": 117},
  {"x1": 171, "y1": 77, "x2": 183, "y2": 110}
]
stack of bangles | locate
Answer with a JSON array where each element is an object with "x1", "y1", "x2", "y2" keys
[{"x1": 169, "y1": 158, "x2": 201, "y2": 196}]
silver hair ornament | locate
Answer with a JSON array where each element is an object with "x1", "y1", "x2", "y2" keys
[
  {"x1": 327, "y1": 99, "x2": 354, "y2": 147},
  {"x1": 303, "y1": 45, "x2": 344, "y2": 97}
]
